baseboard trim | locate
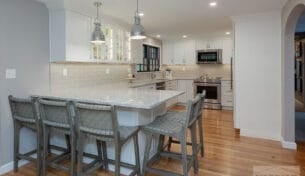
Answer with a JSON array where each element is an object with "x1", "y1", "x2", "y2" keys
[
  {"x1": 0, "y1": 160, "x2": 29, "y2": 175},
  {"x1": 240, "y1": 129, "x2": 281, "y2": 141},
  {"x1": 281, "y1": 140, "x2": 297, "y2": 150}
]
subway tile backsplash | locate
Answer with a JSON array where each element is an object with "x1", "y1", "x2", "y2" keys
[
  {"x1": 50, "y1": 63, "x2": 132, "y2": 91},
  {"x1": 51, "y1": 63, "x2": 231, "y2": 91}
]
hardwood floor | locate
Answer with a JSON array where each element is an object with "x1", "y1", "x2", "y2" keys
[{"x1": 3, "y1": 109, "x2": 305, "y2": 176}]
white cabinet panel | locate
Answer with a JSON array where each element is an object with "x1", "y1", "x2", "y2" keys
[
  {"x1": 66, "y1": 11, "x2": 91, "y2": 61},
  {"x1": 222, "y1": 39, "x2": 233, "y2": 64},
  {"x1": 162, "y1": 41, "x2": 174, "y2": 64},
  {"x1": 221, "y1": 80, "x2": 233, "y2": 108},
  {"x1": 177, "y1": 80, "x2": 194, "y2": 103}
]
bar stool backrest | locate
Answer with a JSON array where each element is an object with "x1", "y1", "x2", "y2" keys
[
  {"x1": 74, "y1": 102, "x2": 118, "y2": 138},
  {"x1": 8, "y1": 95, "x2": 37, "y2": 123},
  {"x1": 38, "y1": 99, "x2": 72, "y2": 129},
  {"x1": 185, "y1": 94, "x2": 202, "y2": 128}
]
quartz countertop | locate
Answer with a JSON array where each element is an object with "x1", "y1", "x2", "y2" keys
[{"x1": 32, "y1": 85, "x2": 184, "y2": 110}]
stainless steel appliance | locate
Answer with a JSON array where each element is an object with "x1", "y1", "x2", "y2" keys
[
  {"x1": 194, "y1": 76, "x2": 221, "y2": 110},
  {"x1": 196, "y1": 49, "x2": 222, "y2": 64}
]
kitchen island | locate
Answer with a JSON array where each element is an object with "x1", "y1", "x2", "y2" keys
[{"x1": 32, "y1": 86, "x2": 184, "y2": 174}]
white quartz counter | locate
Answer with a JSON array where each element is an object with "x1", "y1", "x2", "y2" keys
[{"x1": 32, "y1": 86, "x2": 184, "y2": 110}]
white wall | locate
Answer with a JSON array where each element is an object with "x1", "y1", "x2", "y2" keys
[
  {"x1": 0, "y1": 0, "x2": 50, "y2": 172},
  {"x1": 233, "y1": 11, "x2": 282, "y2": 140}
]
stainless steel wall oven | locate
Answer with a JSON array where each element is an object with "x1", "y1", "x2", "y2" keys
[{"x1": 194, "y1": 78, "x2": 221, "y2": 110}]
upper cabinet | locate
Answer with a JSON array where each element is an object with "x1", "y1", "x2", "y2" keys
[
  {"x1": 163, "y1": 37, "x2": 233, "y2": 65},
  {"x1": 163, "y1": 40, "x2": 195, "y2": 65},
  {"x1": 50, "y1": 10, "x2": 132, "y2": 63}
]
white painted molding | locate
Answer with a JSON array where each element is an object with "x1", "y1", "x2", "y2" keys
[
  {"x1": 281, "y1": 140, "x2": 297, "y2": 150},
  {"x1": 240, "y1": 129, "x2": 281, "y2": 141},
  {"x1": 0, "y1": 160, "x2": 28, "y2": 175}
]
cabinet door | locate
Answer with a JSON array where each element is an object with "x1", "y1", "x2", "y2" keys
[
  {"x1": 65, "y1": 10, "x2": 91, "y2": 61},
  {"x1": 184, "y1": 40, "x2": 196, "y2": 64},
  {"x1": 162, "y1": 41, "x2": 174, "y2": 65},
  {"x1": 222, "y1": 38, "x2": 233, "y2": 64},
  {"x1": 174, "y1": 41, "x2": 184, "y2": 64},
  {"x1": 177, "y1": 80, "x2": 194, "y2": 103},
  {"x1": 131, "y1": 40, "x2": 143, "y2": 64}
]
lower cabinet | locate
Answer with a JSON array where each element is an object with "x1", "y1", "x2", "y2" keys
[
  {"x1": 177, "y1": 80, "x2": 194, "y2": 104},
  {"x1": 137, "y1": 84, "x2": 156, "y2": 90},
  {"x1": 221, "y1": 80, "x2": 234, "y2": 110},
  {"x1": 165, "y1": 80, "x2": 178, "y2": 108}
]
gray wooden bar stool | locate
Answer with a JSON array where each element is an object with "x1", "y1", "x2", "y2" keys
[
  {"x1": 73, "y1": 102, "x2": 141, "y2": 176},
  {"x1": 37, "y1": 99, "x2": 76, "y2": 176},
  {"x1": 141, "y1": 94, "x2": 202, "y2": 176},
  {"x1": 167, "y1": 91, "x2": 206, "y2": 157},
  {"x1": 8, "y1": 95, "x2": 42, "y2": 176}
]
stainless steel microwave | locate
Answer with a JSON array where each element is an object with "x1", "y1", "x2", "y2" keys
[{"x1": 196, "y1": 49, "x2": 222, "y2": 64}]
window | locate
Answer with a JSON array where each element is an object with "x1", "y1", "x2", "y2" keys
[{"x1": 137, "y1": 44, "x2": 160, "y2": 72}]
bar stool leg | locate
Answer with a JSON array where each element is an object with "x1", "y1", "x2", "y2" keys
[
  {"x1": 167, "y1": 137, "x2": 173, "y2": 152},
  {"x1": 70, "y1": 134, "x2": 76, "y2": 176},
  {"x1": 13, "y1": 123, "x2": 21, "y2": 172},
  {"x1": 96, "y1": 140, "x2": 103, "y2": 167},
  {"x1": 157, "y1": 135, "x2": 165, "y2": 159},
  {"x1": 142, "y1": 133, "x2": 153, "y2": 176},
  {"x1": 133, "y1": 135, "x2": 141, "y2": 176},
  {"x1": 198, "y1": 116, "x2": 204, "y2": 157},
  {"x1": 191, "y1": 125, "x2": 198, "y2": 174},
  {"x1": 101, "y1": 141, "x2": 108, "y2": 170},
  {"x1": 77, "y1": 133, "x2": 85, "y2": 176},
  {"x1": 114, "y1": 142, "x2": 121, "y2": 176},
  {"x1": 36, "y1": 128, "x2": 42, "y2": 176},
  {"x1": 181, "y1": 136, "x2": 188, "y2": 176},
  {"x1": 42, "y1": 127, "x2": 49, "y2": 176}
]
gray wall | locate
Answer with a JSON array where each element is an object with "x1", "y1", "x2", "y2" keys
[{"x1": 0, "y1": 0, "x2": 50, "y2": 166}]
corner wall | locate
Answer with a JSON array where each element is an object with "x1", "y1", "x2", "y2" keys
[
  {"x1": 232, "y1": 11, "x2": 282, "y2": 140},
  {"x1": 281, "y1": 0, "x2": 305, "y2": 147},
  {"x1": 0, "y1": 0, "x2": 50, "y2": 173}
]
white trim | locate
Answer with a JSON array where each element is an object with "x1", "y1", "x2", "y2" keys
[
  {"x1": 240, "y1": 129, "x2": 281, "y2": 141},
  {"x1": 281, "y1": 140, "x2": 297, "y2": 150},
  {"x1": 0, "y1": 160, "x2": 29, "y2": 175}
]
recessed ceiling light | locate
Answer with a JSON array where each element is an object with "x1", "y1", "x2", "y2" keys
[
  {"x1": 138, "y1": 12, "x2": 144, "y2": 17},
  {"x1": 156, "y1": 35, "x2": 161, "y2": 38},
  {"x1": 209, "y1": 1, "x2": 217, "y2": 7},
  {"x1": 226, "y1": 32, "x2": 231, "y2": 35},
  {"x1": 182, "y1": 35, "x2": 188, "y2": 38}
]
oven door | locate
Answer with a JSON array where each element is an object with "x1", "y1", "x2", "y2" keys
[{"x1": 195, "y1": 83, "x2": 221, "y2": 104}]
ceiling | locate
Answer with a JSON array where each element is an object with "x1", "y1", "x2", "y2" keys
[{"x1": 39, "y1": 0, "x2": 288, "y2": 40}]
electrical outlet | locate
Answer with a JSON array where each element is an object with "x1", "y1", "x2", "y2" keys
[
  {"x1": 106, "y1": 68, "x2": 110, "y2": 74},
  {"x1": 63, "y1": 68, "x2": 68, "y2": 76},
  {"x1": 5, "y1": 69, "x2": 16, "y2": 79}
]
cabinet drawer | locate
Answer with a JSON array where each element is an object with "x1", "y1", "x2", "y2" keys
[{"x1": 222, "y1": 99, "x2": 233, "y2": 106}]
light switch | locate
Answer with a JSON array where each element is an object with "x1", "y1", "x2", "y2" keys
[
  {"x1": 63, "y1": 68, "x2": 68, "y2": 77},
  {"x1": 5, "y1": 69, "x2": 16, "y2": 79}
]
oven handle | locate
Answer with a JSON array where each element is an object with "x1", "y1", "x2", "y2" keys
[{"x1": 194, "y1": 83, "x2": 221, "y2": 87}]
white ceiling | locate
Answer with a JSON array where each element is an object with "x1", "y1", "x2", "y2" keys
[{"x1": 39, "y1": 0, "x2": 288, "y2": 40}]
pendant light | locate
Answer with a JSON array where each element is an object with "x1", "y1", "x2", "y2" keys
[
  {"x1": 130, "y1": 0, "x2": 146, "y2": 40},
  {"x1": 91, "y1": 2, "x2": 105, "y2": 44}
]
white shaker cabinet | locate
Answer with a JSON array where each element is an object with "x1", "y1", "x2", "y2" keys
[
  {"x1": 221, "y1": 80, "x2": 234, "y2": 110},
  {"x1": 50, "y1": 10, "x2": 92, "y2": 62},
  {"x1": 222, "y1": 38, "x2": 233, "y2": 64},
  {"x1": 137, "y1": 84, "x2": 156, "y2": 90},
  {"x1": 177, "y1": 80, "x2": 194, "y2": 103},
  {"x1": 162, "y1": 41, "x2": 175, "y2": 65},
  {"x1": 162, "y1": 40, "x2": 195, "y2": 65},
  {"x1": 165, "y1": 80, "x2": 178, "y2": 108}
]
